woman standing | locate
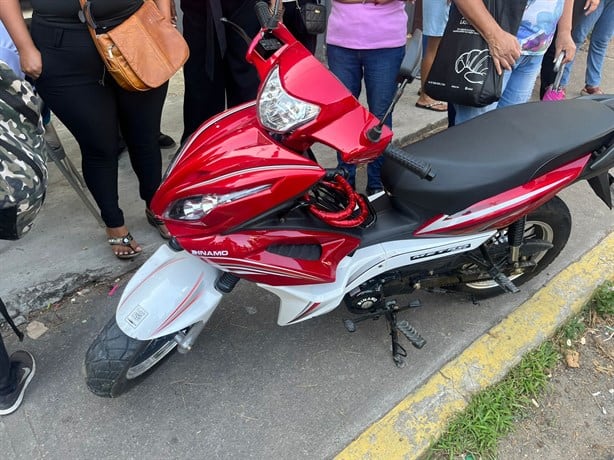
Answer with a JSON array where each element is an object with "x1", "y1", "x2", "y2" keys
[
  {"x1": 326, "y1": 0, "x2": 407, "y2": 195},
  {"x1": 179, "y1": 0, "x2": 261, "y2": 143},
  {"x1": 0, "y1": 0, "x2": 173, "y2": 259},
  {"x1": 559, "y1": 0, "x2": 613, "y2": 95}
]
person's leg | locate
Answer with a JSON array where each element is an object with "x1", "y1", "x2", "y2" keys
[
  {"x1": 447, "y1": 103, "x2": 456, "y2": 127},
  {"x1": 362, "y1": 45, "x2": 405, "y2": 192},
  {"x1": 224, "y1": 1, "x2": 261, "y2": 109},
  {"x1": 117, "y1": 82, "x2": 170, "y2": 239},
  {"x1": 326, "y1": 44, "x2": 363, "y2": 187},
  {"x1": 497, "y1": 54, "x2": 543, "y2": 108},
  {"x1": 0, "y1": 333, "x2": 35, "y2": 416},
  {"x1": 539, "y1": 36, "x2": 558, "y2": 99},
  {"x1": 0, "y1": 333, "x2": 12, "y2": 394},
  {"x1": 584, "y1": 0, "x2": 614, "y2": 89},
  {"x1": 31, "y1": 19, "x2": 146, "y2": 257},
  {"x1": 452, "y1": 100, "x2": 498, "y2": 125},
  {"x1": 181, "y1": 6, "x2": 227, "y2": 142},
  {"x1": 560, "y1": 2, "x2": 602, "y2": 88},
  {"x1": 117, "y1": 84, "x2": 168, "y2": 209},
  {"x1": 418, "y1": 0, "x2": 450, "y2": 110},
  {"x1": 30, "y1": 21, "x2": 125, "y2": 229},
  {"x1": 416, "y1": 36, "x2": 447, "y2": 111}
]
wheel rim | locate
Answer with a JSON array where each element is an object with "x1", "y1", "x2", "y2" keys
[
  {"x1": 464, "y1": 219, "x2": 555, "y2": 290},
  {"x1": 125, "y1": 337, "x2": 177, "y2": 380}
]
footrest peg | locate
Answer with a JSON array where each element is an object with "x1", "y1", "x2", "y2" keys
[{"x1": 396, "y1": 320, "x2": 426, "y2": 349}]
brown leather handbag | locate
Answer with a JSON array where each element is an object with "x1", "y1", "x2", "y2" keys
[{"x1": 78, "y1": 0, "x2": 189, "y2": 91}]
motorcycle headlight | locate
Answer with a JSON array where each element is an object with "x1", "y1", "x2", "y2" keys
[
  {"x1": 257, "y1": 66, "x2": 320, "y2": 133},
  {"x1": 165, "y1": 185, "x2": 271, "y2": 221}
]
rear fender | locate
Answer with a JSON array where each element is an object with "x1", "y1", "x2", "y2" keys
[
  {"x1": 115, "y1": 245, "x2": 224, "y2": 340},
  {"x1": 583, "y1": 139, "x2": 614, "y2": 208}
]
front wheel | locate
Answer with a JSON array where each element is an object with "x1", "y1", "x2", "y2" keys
[
  {"x1": 84, "y1": 317, "x2": 180, "y2": 397},
  {"x1": 455, "y1": 196, "x2": 572, "y2": 298}
]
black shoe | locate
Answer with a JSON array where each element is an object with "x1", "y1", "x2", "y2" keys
[
  {"x1": 365, "y1": 187, "x2": 384, "y2": 196},
  {"x1": 158, "y1": 132, "x2": 176, "y2": 148},
  {"x1": 0, "y1": 351, "x2": 36, "y2": 416}
]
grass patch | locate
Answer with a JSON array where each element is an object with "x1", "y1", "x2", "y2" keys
[
  {"x1": 589, "y1": 280, "x2": 614, "y2": 317},
  {"x1": 427, "y1": 342, "x2": 558, "y2": 460},
  {"x1": 426, "y1": 280, "x2": 614, "y2": 460}
]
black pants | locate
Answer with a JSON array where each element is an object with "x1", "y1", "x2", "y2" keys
[
  {"x1": 30, "y1": 18, "x2": 168, "y2": 228},
  {"x1": 180, "y1": 1, "x2": 260, "y2": 142},
  {"x1": 539, "y1": 2, "x2": 587, "y2": 100},
  {"x1": 0, "y1": 333, "x2": 13, "y2": 395}
]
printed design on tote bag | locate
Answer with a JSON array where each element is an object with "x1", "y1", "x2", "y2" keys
[{"x1": 455, "y1": 49, "x2": 491, "y2": 84}]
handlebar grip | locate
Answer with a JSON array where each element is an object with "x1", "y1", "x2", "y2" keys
[
  {"x1": 255, "y1": 1, "x2": 276, "y2": 29},
  {"x1": 384, "y1": 145, "x2": 436, "y2": 181}
]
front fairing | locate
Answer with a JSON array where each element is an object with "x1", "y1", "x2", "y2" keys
[
  {"x1": 247, "y1": 24, "x2": 393, "y2": 163},
  {"x1": 152, "y1": 104, "x2": 326, "y2": 238}
]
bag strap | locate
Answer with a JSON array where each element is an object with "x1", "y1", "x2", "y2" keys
[
  {"x1": 77, "y1": 0, "x2": 99, "y2": 30},
  {"x1": 0, "y1": 297, "x2": 24, "y2": 342}
]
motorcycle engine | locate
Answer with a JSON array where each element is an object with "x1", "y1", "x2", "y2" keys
[{"x1": 344, "y1": 286, "x2": 384, "y2": 314}]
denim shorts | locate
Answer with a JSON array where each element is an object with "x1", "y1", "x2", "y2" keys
[{"x1": 423, "y1": 0, "x2": 451, "y2": 37}]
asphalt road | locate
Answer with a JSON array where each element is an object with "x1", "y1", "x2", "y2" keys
[
  {"x1": 1, "y1": 179, "x2": 613, "y2": 459},
  {"x1": 0, "y1": 18, "x2": 613, "y2": 460}
]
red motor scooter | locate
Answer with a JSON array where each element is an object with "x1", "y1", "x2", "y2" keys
[{"x1": 85, "y1": 1, "x2": 614, "y2": 397}]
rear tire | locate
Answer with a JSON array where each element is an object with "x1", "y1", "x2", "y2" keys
[
  {"x1": 456, "y1": 196, "x2": 572, "y2": 298},
  {"x1": 84, "y1": 317, "x2": 179, "y2": 397}
]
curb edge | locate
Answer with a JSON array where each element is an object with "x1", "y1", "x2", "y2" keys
[{"x1": 335, "y1": 231, "x2": 614, "y2": 460}]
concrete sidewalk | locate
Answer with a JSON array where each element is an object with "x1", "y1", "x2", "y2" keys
[{"x1": 0, "y1": 41, "x2": 612, "y2": 460}]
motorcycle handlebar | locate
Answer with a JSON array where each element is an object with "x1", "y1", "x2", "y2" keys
[
  {"x1": 255, "y1": 1, "x2": 278, "y2": 29},
  {"x1": 384, "y1": 145, "x2": 436, "y2": 181}
]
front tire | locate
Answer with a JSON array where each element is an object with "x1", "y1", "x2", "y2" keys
[
  {"x1": 456, "y1": 196, "x2": 572, "y2": 298},
  {"x1": 84, "y1": 317, "x2": 179, "y2": 397}
]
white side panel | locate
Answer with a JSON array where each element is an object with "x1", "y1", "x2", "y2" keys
[
  {"x1": 261, "y1": 232, "x2": 495, "y2": 325},
  {"x1": 116, "y1": 245, "x2": 224, "y2": 340}
]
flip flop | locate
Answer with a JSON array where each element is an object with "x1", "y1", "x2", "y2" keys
[
  {"x1": 580, "y1": 85, "x2": 604, "y2": 96},
  {"x1": 146, "y1": 208, "x2": 171, "y2": 240},
  {"x1": 415, "y1": 101, "x2": 448, "y2": 112},
  {"x1": 108, "y1": 232, "x2": 142, "y2": 260}
]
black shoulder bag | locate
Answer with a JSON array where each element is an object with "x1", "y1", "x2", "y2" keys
[
  {"x1": 296, "y1": 0, "x2": 327, "y2": 35},
  {"x1": 424, "y1": 0, "x2": 528, "y2": 107}
]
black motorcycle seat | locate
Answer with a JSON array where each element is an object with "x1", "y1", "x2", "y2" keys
[{"x1": 383, "y1": 99, "x2": 614, "y2": 216}]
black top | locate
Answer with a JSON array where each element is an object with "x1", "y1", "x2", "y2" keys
[
  {"x1": 31, "y1": 0, "x2": 142, "y2": 26},
  {"x1": 180, "y1": 0, "x2": 253, "y2": 15}
]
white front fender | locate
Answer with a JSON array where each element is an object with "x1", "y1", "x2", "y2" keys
[{"x1": 116, "y1": 245, "x2": 224, "y2": 340}]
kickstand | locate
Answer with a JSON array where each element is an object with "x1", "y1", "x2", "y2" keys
[{"x1": 343, "y1": 299, "x2": 426, "y2": 368}]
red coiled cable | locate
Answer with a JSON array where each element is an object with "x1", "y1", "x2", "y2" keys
[{"x1": 305, "y1": 175, "x2": 369, "y2": 228}]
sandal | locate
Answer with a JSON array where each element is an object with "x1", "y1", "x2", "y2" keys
[
  {"x1": 580, "y1": 85, "x2": 604, "y2": 96},
  {"x1": 107, "y1": 232, "x2": 142, "y2": 260},
  {"x1": 146, "y1": 208, "x2": 171, "y2": 240}
]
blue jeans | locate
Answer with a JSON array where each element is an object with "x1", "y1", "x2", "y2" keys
[
  {"x1": 560, "y1": 0, "x2": 614, "y2": 88},
  {"x1": 453, "y1": 54, "x2": 544, "y2": 125},
  {"x1": 326, "y1": 44, "x2": 405, "y2": 191}
]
